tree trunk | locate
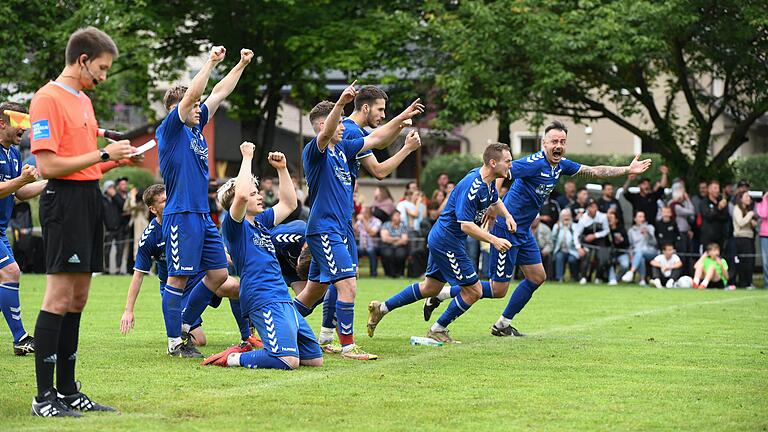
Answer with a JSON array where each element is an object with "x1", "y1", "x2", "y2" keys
[
  {"x1": 256, "y1": 85, "x2": 283, "y2": 176},
  {"x1": 497, "y1": 107, "x2": 511, "y2": 146}
]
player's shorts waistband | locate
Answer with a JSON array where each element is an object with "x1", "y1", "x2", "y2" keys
[{"x1": 47, "y1": 179, "x2": 100, "y2": 188}]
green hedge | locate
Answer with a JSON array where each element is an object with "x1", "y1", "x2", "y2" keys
[
  {"x1": 734, "y1": 154, "x2": 768, "y2": 191},
  {"x1": 101, "y1": 166, "x2": 158, "y2": 191},
  {"x1": 420, "y1": 153, "x2": 482, "y2": 196}
]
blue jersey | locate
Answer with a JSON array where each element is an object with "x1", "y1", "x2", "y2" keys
[
  {"x1": 134, "y1": 218, "x2": 203, "y2": 290},
  {"x1": 430, "y1": 167, "x2": 499, "y2": 251},
  {"x1": 302, "y1": 137, "x2": 364, "y2": 236},
  {"x1": 341, "y1": 118, "x2": 373, "y2": 181},
  {"x1": 0, "y1": 146, "x2": 21, "y2": 235},
  {"x1": 157, "y1": 104, "x2": 210, "y2": 215},
  {"x1": 222, "y1": 208, "x2": 291, "y2": 311},
  {"x1": 270, "y1": 220, "x2": 306, "y2": 275},
  {"x1": 497, "y1": 151, "x2": 581, "y2": 232}
]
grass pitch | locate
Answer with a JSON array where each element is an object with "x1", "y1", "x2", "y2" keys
[{"x1": 1, "y1": 275, "x2": 766, "y2": 431}]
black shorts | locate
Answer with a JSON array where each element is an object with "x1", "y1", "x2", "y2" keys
[{"x1": 40, "y1": 180, "x2": 104, "y2": 274}]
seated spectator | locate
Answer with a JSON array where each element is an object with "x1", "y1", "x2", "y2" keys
[
  {"x1": 621, "y1": 165, "x2": 669, "y2": 226},
  {"x1": 355, "y1": 206, "x2": 382, "y2": 277},
  {"x1": 650, "y1": 243, "x2": 683, "y2": 288},
  {"x1": 621, "y1": 211, "x2": 657, "y2": 285},
  {"x1": 668, "y1": 187, "x2": 695, "y2": 271},
  {"x1": 372, "y1": 185, "x2": 396, "y2": 222},
  {"x1": 539, "y1": 191, "x2": 561, "y2": 229},
  {"x1": 260, "y1": 177, "x2": 277, "y2": 207},
  {"x1": 553, "y1": 209, "x2": 580, "y2": 282},
  {"x1": 379, "y1": 211, "x2": 409, "y2": 277},
  {"x1": 732, "y1": 191, "x2": 757, "y2": 288},
  {"x1": 655, "y1": 206, "x2": 681, "y2": 247},
  {"x1": 531, "y1": 217, "x2": 553, "y2": 280},
  {"x1": 569, "y1": 187, "x2": 589, "y2": 222},
  {"x1": 574, "y1": 198, "x2": 611, "y2": 284},
  {"x1": 693, "y1": 243, "x2": 733, "y2": 290},
  {"x1": 607, "y1": 210, "x2": 630, "y2": 286},
  {"x1": 597, "y1": 182, "x2": 623, "y2": 226},
  {"x1": 556, "y1": 179, "x2": 576, "y2": 210}
]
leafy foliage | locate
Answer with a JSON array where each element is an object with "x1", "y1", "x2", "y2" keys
[
  {"x1": 420, "y1": 152, "x2": 481, "y2": 196},
  {"x1": 102, "y1": 166, "x2": 157, "y2": 191},
  {"x1": 734, "y1": 154, "x2": 768, "y2": 191}
]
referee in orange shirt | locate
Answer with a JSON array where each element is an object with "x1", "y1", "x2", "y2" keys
[{"x1": 29, "y1": 27, "x2": 134, "y2": 417}]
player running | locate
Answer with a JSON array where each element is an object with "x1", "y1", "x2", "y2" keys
[
  {"x1": 367, "y1": 143, "x2": 518, "y2": 343},
  {"x1": 156, "y1": 46, "x2": 253, "y2": 356}
]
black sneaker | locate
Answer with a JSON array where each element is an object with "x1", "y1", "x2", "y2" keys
[
  {"x1": 14, "y1": 333, "x2": 35, "y2": 356},
  {"x1": 490, "y1": 324, "x2": 525, "y2": 337},
  {"x1": 423, "y1": 297, "x2": 442, "y2": 321},
  {"x1": 59, "y1": 382, "x2": 117, "y2": 412},
  {"x1": 168, "y1": 340, "x2": 203, "y2": 358},
  {"x1": 31, "y1": 388, "x2": 81, "y2": 417}
]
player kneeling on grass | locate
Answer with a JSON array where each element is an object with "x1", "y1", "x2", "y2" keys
[{"x1": 207, "y1": 143, "x2": 322, "y2": 369}]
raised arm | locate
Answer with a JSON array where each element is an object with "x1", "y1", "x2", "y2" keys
[
  {"x1": 362, "y1": 99, "x2": 425, "y2": 152},
  {"x1": 178, "y1": 46, "x2": 226, "y2": 123},
  {"x1": 268, "y1": 152, "x2": 297, "y2": 225},
  {"x1": 576, "y1": 154, "x2": 652, "y2": 179},
  {"x1": 361, "y1": 130, "x2": 421, "y2": 180},
  {"x1": 0, "y1": 164, "x2": 37, "y2": 199},
  {"x1": 654, "y1": 165, "x2": 669, "y2": 191},
  {"x1": 204, "y1": 49, "x2": 254, "y2": 118},
  {"x1": 317, "y1": 81, "x2": 357, "y2": 152},
  {"x1": 230, "y1": 141, "x2": 255, "y2": 222}
]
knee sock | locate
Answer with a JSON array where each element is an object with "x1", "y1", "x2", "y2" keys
[
  {"x1": 439, "y1": 281, "x2": 493, "y2": 301},
  {"x1": 336, "y1": 300, "x2": 355, "y2": 347},
  {"x1": 321, "y1": 285, "x2": 338, "y2": 330},
  {"x1": 435, "y1": 294, "x2": 472, "y2": 329},
  {"x1": 229, "y1": 299, "x2": 250, "y2": 341},
  {"x1": 0, "y1": 282, "x2": 25, "y2": 342},
  {"x1": 56, "y1": 312, "x2": 81, "y2": 396},
  {"x1": 383, "y1": 283, "x2": 423, "y2": 312},
  {"x1": 293, "y1": 298, "x2": 313, "y2": 317},
  {"x1": 181, "y1": 280, "x2": 214, "y2": 331},
  {"x1": 34, "y1": 310, "x2": 63, "y2": 398},
  {"x1": 497, "y1": 279, "x2": 540, "y2": 327},
  {"x1": 236, "y1": 350, "x2": 293, "y2": 370},
  {"x1": 162, "y1": 285, "x2": 183, "y2": 340}
]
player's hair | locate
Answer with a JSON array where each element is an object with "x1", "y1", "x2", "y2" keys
[
  {"x1": 309, "y1": 101, "x2": 335, "y2": 125},
  {"x1": 544, "y1": 120, "x2": 568, "y2": 136},
  {"x1": 142, "y1": 184, "x2": 166, "y2": 208},
  {"x1": 217, "y1": 176, "x2": 259, "y2": 210},
  {"x1": 163, "y1": 85, "x2": 189, "y2": 112},
  {"x1": 706, "y1": 242, "x2": 720, "y2": 252},
  {"x1": 354, "y1": 86, "x2": 388, "y2": 111},
  {"x1": 65, "y1": 27, "x2": 118, "y2": 65},
  {"x1": 482, "y1": 142, "x2": 511, "y2": 165},
  {"x1": 0, "y1": 102, "x2": 27, "y2": 123},
  {"x1": 296, "y1": 246, "x2": 312, "y2": 281}
]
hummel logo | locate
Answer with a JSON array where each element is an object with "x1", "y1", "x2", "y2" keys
[{"x1": 67, "y1": 254, "x2": 81, "y2": 264}]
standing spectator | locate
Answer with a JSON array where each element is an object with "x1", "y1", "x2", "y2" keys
[
  {"x1": 757, "y1": 192, "x2": 768, "y2": 289},
  {"x1": 655, "y1": 206, "x2": 680, "y2": 248},
  {"x1": 445, "y1": 181, "x2": 456, "y2": 194},
  {"x1": 260, "y1": 177, "x2": 277, "y2": 207},
  {"x1": 732, "y1": 191, "x2": 756, "y2": 288},
  {"x1": 569, "y1": 187, "x2": 589, "y2": 222},
  {"x1": 698, "y1": 180, "x2": 730, "y2": 251},
  {"x1": 396, "y1": 189, "x2": 421, "y2": 230},
  {"x1": 556, "y1": 179, "x2": 576, "y2": 210},
  {"x1": 123, "y1": 186, "x2": 149, "y2": 268},
  {"x1": 574, "y1": 198, "x2": 611, "y2": 284},
  {"x1": 690, "y1": 180, "x2": 709, "y2": 261},
  {"x1": 355, "y1": 206, "x2": 381, "y2": 277},
  {"x1": 539, "y1": 191, "x2": 561, "y2": 229},
  {"x1": 114, "y1": 177, "x2": 130, "y2": 274},
  {"x1": 597, "y1": 182, "x2": 623, "y2": 226},
  {"x1": 668, "y1": 187, "x2": 695, "y2": 270},
  {"x1": 607, "y1": 210, "x2": 630, "y2": 285},
  {"x1": 436, "y1": 173, "x2": 450, "y2": 194},
  {"x1": 102, "y1": 180, "x2": 123, "y2": 275},
  {"x1": 531, "y1": 217, "x2": 553, "y2": 280},
  {"x1": 371, "y1": 185, "x2": 395, "y2": 222},
  {"x1": 650, "y1": 243, "x2": 683, "y2": 288},
  {"x1": 553, "y1": 209, "x2": 580, "y2": 282},
  {"x1": 731, "y1": 180, "x2": 752, "y2": 207},
  {"x1": 691, "y1": 181, "x2": 709, "y2": 211},
  {"x1": 379, "y1": 211, "x2": 409, "y2": 277},
  {"x1": 621, "y1": 165, "x2": 669, "y2": 226},
  {"x1": 292, "y1": 175, "x2": 307, "y2": 205},
  {"x1": 621, "y1": 211, "x2": 657, "y2": 285}
]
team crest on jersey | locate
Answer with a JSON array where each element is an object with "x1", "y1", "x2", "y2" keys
[
  {"x1": 474, "y1": 206, "x2": 489, "y2": 226},
  {"x1": 535, "y1": 183, "x2": 556, "y2": 197},
  {"x1": 189, "y1": 133, "x2": 209, "y2": 162},
  {"x1": 334, "y1": 165, "x2": 352, "y2": 187},
  {"x1": 252, "y1": 229, "x2": 276, "y2": 253}
]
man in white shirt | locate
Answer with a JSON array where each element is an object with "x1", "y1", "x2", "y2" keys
[{"x1": 650, "y1": 243, "x2": 683, "y2": 288}]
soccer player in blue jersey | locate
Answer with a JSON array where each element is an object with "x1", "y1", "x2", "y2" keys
[
  {"x1": 318, "y1": 85, "x2": 422, "y2": 349},
  {"x1": 295, "y1": 82, "x2": 424, "y2": 360},
  {"x1": 0, "y1": 103, "x2": 47, "y2": 355},
  {"x1": 118, "y1": 185, "x2": 258, "y2": 357},
  {"x1": 213, "y1": 143, "x2": 322, "y2": 370},
  {"x1": 156, "y1": 46, "x2": 253, "y2": 356},
  {"x1": 367, "y1": 143, "x2": 518, "y2": 343}
]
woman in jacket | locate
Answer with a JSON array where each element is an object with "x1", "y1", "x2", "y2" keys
[
  {"x1": 732, "y1": 191, "x2": 757, "y2": 288},
  {"x1": 621, "y1": 211, "x2": 658, "y2": 285}
]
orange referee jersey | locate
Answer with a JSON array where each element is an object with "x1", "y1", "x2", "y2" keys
[{"x1": 30, "y1": 81, "x2": 101, "y2": 181}]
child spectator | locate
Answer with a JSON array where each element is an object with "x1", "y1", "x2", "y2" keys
[
  {"x1": 650, "y1": 243, "x2": 683, "y2": 288},
  {"x1": 655, "y1": 206, "x2": 681, "y2": 247},
  {"x1": 693, "y1": 243, "x2": 734, "y2": 290}
]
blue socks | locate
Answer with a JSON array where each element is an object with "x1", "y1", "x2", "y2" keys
[
  {"x1": 436, "y1": 294, "x2": 472, "y2": 328},
  {"x1": 384, "y1": 283, "x2": 423, "y2": 312},
  {"x1": 336, "y1": 300, "x2": 355, "y2": 346},
  {"x1": 448, "y1": 281, "x2": 493, "y2": 299},
  {"x1": 502, "y1": 279, "x2": 540, "y2": 320},
  {"x1": 161, "y1": 285, "x2": 183, "y2": 338},
  {"x1": 322, "y1": 285, "x2": 338, "y2": 329},
  {"x1": 229, "y1": 299, "x2": 250, "y2": 341},
  {"x1": 0, "y1": 282, "x2": 25, "y2": 342},
  {"x1": 239, "y1": 350, "x2": 293, "y2": 370},
  {"x1": 181, "y1": 280, "x2": 214, "y2": 328}
]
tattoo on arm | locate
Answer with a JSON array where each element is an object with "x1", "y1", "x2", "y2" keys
[{"x1": 576, "y1": 165, "x2": 629, "y2": 179}]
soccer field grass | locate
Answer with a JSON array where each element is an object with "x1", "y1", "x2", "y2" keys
[{"x1": 1, "y1": 275, "x2": 766, "y2": 431}]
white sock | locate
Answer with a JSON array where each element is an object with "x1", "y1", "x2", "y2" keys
[
  {"x1": 693, "y1": 277, "x2": 700, "y2": 284},
  {"x1": 318, "y1": 327, "x2": 335, "y2": 342},
  {"x1": 701, "y1": 278, "x2": 710, "y2": 287},
  {"x1": 168, "y1": 337, "x2": 182, "y2": 350},
  {"x1": 430, "y1": 322, "x2": 446, "y2": 332},
  {"x1": 226, "y1": 352, "x2": 241, "y2": 367},
  {"x1": 380, "y1": 303, "x2": 389, "y2": 313},
  {"x1": 436, "y1": 285, "x2": 452, "y2": 301},
  {"x1": 181, "y1": 323, "x2": 191, "y2": 333},
  {"x1": 342, "y1": 343, "x2": 357, "y2": 352},
  {"x1": 496, "y1": 316, "x2": 512, "y2": 328}
]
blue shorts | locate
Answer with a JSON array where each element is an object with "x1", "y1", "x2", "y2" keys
[
  {"x1": 163, "y1": 212, "x2": 228, "y2": 277},
  {"x1": 0, "y1": 235, "x2": 16, "y2": 270},
  {"x1": 346, "y1": 222, "x2": 358, "y2": 267},
  {"x1": 489, "y1": 226, "x2": 542, "y2": 282},
  {"x1": 307, "y1": 232, "x2": 356, "y2": 284},
  {"x1": 281, "y1": 267, "x2": 301, "y2": 286},
  {"x1": 249, "y1": 301, "x2": 322, "y2": 359},
  {"x1": 425, "y1": 244, "x2": 479, "y2": 287}
]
